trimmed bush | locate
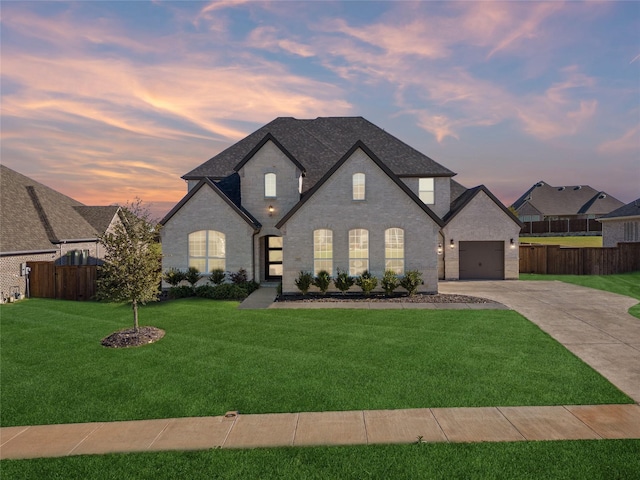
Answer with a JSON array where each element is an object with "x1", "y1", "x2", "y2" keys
[
  {"x1": 163, "y1": 268, "x2": 186, "y2": 287},
  {"x1": 400, "y1": 270, "x2": 422, "y2": 296},
  {"x1": 168, "y1": 285, "x2": 195, "y2": 299},
  {"x1": 334, "y1": 268, "x2": 354, "y2": 294},
  {"x1": 195, "y1": 284, "x2": 249, "y2": 300},
  {"x1": 185, "y1": 267, "x2": 202, "y2": 289},
  {"x1": 209, "y1": 269, "x2": 226, "y2": 285},
  {"x1": 381, "y1": 270, "x2": 400, "y2": 296},
  {"x1": 229, "y1": 268, "x2": 248, "y2": 285},
  {"x1": 295, "y1": 271, "x2": 314, "y2": 295},
  {"x1": 314, "y1": 270, "x2": 332, "y2": 294},
  {"x1": 355, "y1": 270, "x2": 378, "y2": 296}
]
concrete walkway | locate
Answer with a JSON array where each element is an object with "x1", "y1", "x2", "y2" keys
[
  {"x1": 2, "y1": 404, "x2": 639, "y2": 460},
  {"x1": 439, "y1": 280, "x2": 640, "y2": 403},
  {"x1": 3, "y1": 280, "x2": 640, "y2": 460}
]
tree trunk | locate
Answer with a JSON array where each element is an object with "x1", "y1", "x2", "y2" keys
[{"x1": 132, "y1": 299, "x2": 139, "y2": 333}]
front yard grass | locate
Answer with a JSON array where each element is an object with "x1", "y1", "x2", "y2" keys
[
  {"x1": 519, "y1": 236, "x2": 602, "y2": 247},
  {"x1": 0, "y1": 298, "x2": 632, "y2": 428},
  {"x1": 521, "y1": 271, "x2": 640, "y2": 318}
]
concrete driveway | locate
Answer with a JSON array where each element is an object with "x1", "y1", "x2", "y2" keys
[{"x1": 439, "y1": 280, "x2": 640, "y2": 403}]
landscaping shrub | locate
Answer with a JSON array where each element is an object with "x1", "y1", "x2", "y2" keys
[
  {"x1": 163, "y1": 268, "x2": 186, "y2": 287},
  {"x1": 185, "y1": 267, "x2": 202, "y2": 289},
  {"x1": 229, "y1": 268, "x2": 248, "y2": 284},
  {"x1": 209, "y1": 269, "x2": 226, "y2": 285},
  {"x1": 334, "y1": 268, "x2": 354, "y2": 294},
  {"x1": 195, "y1": 284, "x2": 249, "y2": 300},
  {"x1": 295, "y1": 271, "x2": 314, "y2": 295},
  {"x1": 168, "y1": 285, "x2": 195, "y2": 299},
  {"x1": 313, "y1": 270, "x2": 332, "y2": 294},
  {"x1": 381, "y1": 270, "x2": 400, "y2": 296},
  {"x1": 400, "y1": 270, "x2": 422, "y2": 296},
  {"x1": 355, "y1": 270, "x2": 378, "y2": 296}
]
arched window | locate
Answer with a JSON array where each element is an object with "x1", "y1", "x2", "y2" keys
[
  {"x1": 352, "y1": 173, "x2": 365, "y2": 200},
  {"x1": 349, "y1": 228, "x2": 368, "y2": 275},
  {"x1": 265, "y1": 173, "x2": 277, "y2": 198},
  {"x1": 189, "y1": 230, "x2": 225, "y2": 273},
  {"x1": 385, "y1": 228, "x2": 404, "y2": 274},
  {"x1": 314, "y1": 229, "x2": 333, "y2": 275}
]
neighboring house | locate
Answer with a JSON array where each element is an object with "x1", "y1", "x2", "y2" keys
[
  {"x1": 160, "y1": 117, "x2": 522, "y2": 294},
  {"x1": 0, "y1": 165, "x2": 120, "y2": 300},
  {"x1": 511, "y1": 181, "x2": 624, "y2": 222},
  {"x1": 598, "y1": 199, "x2": 640, "y2": 247}
]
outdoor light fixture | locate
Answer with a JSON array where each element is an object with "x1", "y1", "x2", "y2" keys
[
  {"x1": 450, "y1": 239, "x2": 455, "y2": 248},
  {"x1": 268, "y1": 205, "x2": 274, "y2": 216},
  {"x1": 437, "y1": 243, "x2": 443, "y2": 255},
  {"x1": 510, "y1": 238, "x2": 516, "y2": 248}
]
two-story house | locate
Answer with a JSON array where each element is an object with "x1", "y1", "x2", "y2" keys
[{"x1": 160, "y1": 117, "x2": 522, "y2": 294}]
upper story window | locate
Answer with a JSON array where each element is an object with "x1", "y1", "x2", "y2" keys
[
  {"x1": 313, "y1": 229, "x2": 333, "y2": 275},
  {"x1": 349, "y1": 228, "x2": 369, "y2": 275},
  {"x1": 189, "y1": 230, "x2": 225, "y2": 273},
  {"x1": 352, "y1": 173, "x2": 365, "y2": 200},
  {"x1": 265, "y1": 173, "x2": 277, "y2": 198},
  {"x1": 385, "y1": 228, "x2": 404, "y2": 274},
  {"x1": 419, "y1": 178, "x2": 434, "y2": 204}
]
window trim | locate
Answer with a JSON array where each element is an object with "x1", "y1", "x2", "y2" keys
[
  {"x1": 265, "y1": 172, "x2": 277, "y2": 198},
  {"x1": 349, "y1": 228, "x2": 369, "y2": 275},
  {"x1": 418, "y1": 178, "x2": 434, "y2": 205},
  {"x1": 352, "y1": 173, "x2": 365, "y2": 201},
  {"x1": 384, "y1": 228, "x2": 405, "y2": 275},
  {"x1": 313, "y1": 229, "x2": 333, "y2": 275},
  {"x1": 188, "y1": 230, "x2": 226, "y2": 273}
]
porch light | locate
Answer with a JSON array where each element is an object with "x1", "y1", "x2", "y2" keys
[
  {"x1": 437, "y1": 243, "x2": 443, "y2": 255},
  {"x1": 450, "y1": 239, "x2": 455, "y2": 248},
  {"x1": 510, "y1": 238, "x2": 516, "y2": 248},
  {"x1": 268, "y1": 205, "x2": 274, "y2": 216}
]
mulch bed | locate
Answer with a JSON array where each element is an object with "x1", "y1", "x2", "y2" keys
[
  {"x1": 276, "y1": 293, "x2": 494, "y2": 303},
  {"x1": 101, "y1": 326, "x2": 165, "y2": 348}
]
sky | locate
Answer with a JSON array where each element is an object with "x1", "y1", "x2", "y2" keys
[{"x1": 1, "y1": 1, "x2": 639, "y2": 220}]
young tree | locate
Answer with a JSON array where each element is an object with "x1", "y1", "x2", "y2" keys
[{"x1": 96, "y1": 199, "x2": 162, "y2": 333}]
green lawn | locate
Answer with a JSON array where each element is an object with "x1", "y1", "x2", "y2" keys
[
  {"x1": 520, "y1": 236, "x2": 602, "y2": 247},
  {"x1": 0, "y1": 298, "x2": 631, "y2": 427},
  {"x1": 521, "y1": 271, "x2": 640, "y2": 318},
  {"x1": 2, "y1": 440, "x2": 638, "y2": 479}
]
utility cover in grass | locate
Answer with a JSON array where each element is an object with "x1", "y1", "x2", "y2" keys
[{"x1": 101, "y1": 326, "x2": 165, "y2": 348}]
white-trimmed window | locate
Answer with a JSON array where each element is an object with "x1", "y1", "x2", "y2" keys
[
  {"x1": 353, "y1": 173, "x2": 365, "y2": 200},
  {"x1": 385, "y1": 228, "x2": 404, "y2": 274},
  {"x1": 419, "y1": 178, "x2": 434, "y2": 204},
  {"x1": 349, "y1": 228, "x2": 369, "y2": 275},
  {"x1": 189, "y1": 230, "x2": 225, "y2": 272},
  {"x1": 265, "y1": 173, "x2": 277, "y2": 198},
  {"x1": 313, "y1": 229, "x2": 333, "y2": 275}
]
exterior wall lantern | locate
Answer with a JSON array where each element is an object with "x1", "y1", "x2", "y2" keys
[
  {"x1": 437, "y1": 243, "x2": 443, "y2": 255},
  {"x1": 450, "y1": 239, "x2": 455, "y2": 248},
  {"x1": 510, "y1": 238, "x2": 516, "y2": 248},
  {"x1": 268, "y1": 205, "x2": 274, "y2": 216}
]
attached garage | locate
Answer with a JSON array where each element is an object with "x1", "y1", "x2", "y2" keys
[{"x1": 459, "y1": 241, "x2": 505, "y2": 280}]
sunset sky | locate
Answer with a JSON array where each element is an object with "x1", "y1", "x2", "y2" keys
[{"x1": 2, "y1": 1, "x2": 638, "y2": 219}]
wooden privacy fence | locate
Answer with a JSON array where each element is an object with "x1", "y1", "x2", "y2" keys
[
  {"x1": 520, "y1": 219, "x2": 601, "y2": 235},
  {"x1": 27, "y1": 262, "x2": 97, "y2": 301},
  {"x1": 519, "y1": 243, "x2": 640, "y2": 275}
]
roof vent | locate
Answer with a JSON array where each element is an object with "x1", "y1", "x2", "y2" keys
[
  {"x1": 535, "y1": 182, "x2": 544, "y2": 187},
  {"x1": 574, "y1": 185, "x2": 582, "y2": 190},
  {"x1": 558, "y1": 187, "x2": 565, "y2": 191},
  {"x1": 599, "y1": 193, "x2": 607, "y2": 199}
]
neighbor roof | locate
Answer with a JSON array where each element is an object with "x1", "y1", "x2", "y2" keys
[
  {"x1": 511, "y1": 181, "x2": 625, "y2": 217},
  {"x1": 183, "y1": 117, "x2": 455, "y2": 193},
  {"x1": 598, "y1": 198, "x2": 640, "y2": 220},
  {"x1": 0, "y1": 165, "x2": 118, "y2": 254}
]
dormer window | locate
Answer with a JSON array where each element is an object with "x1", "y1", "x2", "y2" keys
[
  {"x1": 419, "y1": 178, "x2": 434, "y2": 204},
  {"x1": 265, "y1": 173, "x2": 276, "y2": 198},
  {"x1": 353, "y1": 173, "x2": 365, "y2": 200}
]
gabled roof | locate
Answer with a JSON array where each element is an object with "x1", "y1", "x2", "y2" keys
[
  {"x1": 234, "y1": 133, "x2": 306, "y2": 174},
  {"x1": 443, "y1": 184, "x2": 523, "y2": 227},
  {"x1": 598, "y1": 198, "x2": 640, "y2": 221},
  {"x1": 184, "y1": 117, "x2": 455, "y2": 193},
  {"x1": 159, "y1": 177, "x2": 261, "y2": 230},
  {"x1": 275, "y1": 141, "x2": 444, "y2": 229},
  {"x1": 0, "y1": 165, "x2": 117, "y2": 255},
  {"x1": 511, "y1": 181, "x2": 624, "y2": 217}
]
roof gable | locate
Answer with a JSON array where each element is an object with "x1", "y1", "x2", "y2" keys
[
  {"x1": 276, "y1": 140, "x2": 444, "y2": 229},
  {"x1": 159, "y1": 177, "x2": 261, "y2": 229},
  {"x1": 444, "y1": 185, "x2": 523, "y2": 227},
  {"x1": 184, "y1": 117, "x2": 455, "y2": 193},
  {"x1": 598, "y1": 198, "x2": 640, "y2": 220},
  {"x1": 234, "y1": 133, "x2": 306, "y2": 174}
]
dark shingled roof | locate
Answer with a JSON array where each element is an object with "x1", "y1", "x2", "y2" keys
[
  {"x1": 599, "y1": 198, "x2": 640, "y2": 220},
  {"x1": 511, "y1": 181, "x2": 625, "y2": 217},
  {"x1": 183, "y1": 117, "x2": 455, "y2": 193},
  {"x1": 443, "y1": 185, "x2": 522, "y2": 227},
  {"x1": 0, "y1": 165, "x2": 117, "y2": 254}
]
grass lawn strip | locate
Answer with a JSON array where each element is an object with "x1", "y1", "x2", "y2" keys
[
  {"x1": 519, "y1": 236, "x2": 602, "y2": 247},
  {"x1": 2, "y1": 440, "x2": 639, "y2": 479},
  {"x1": 0, "y1": 298, "x2": 631, "y2": 428}
]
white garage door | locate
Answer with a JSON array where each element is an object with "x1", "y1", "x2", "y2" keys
[{"x1": 459, "y1": 241, "x2": 505, "y2": 280}]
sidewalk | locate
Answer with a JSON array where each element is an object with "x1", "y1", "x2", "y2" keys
[{"x1": 2, "y1": 404, "x2": 639, "y2": 460}]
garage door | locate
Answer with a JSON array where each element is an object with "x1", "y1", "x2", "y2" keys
[{"x1": 459, "y1": 241, "x2": 505, "y2": 280}]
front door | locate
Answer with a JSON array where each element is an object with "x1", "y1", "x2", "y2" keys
[{"x1": 265, "y1": 236, "x2": 283, "y2": 281}]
